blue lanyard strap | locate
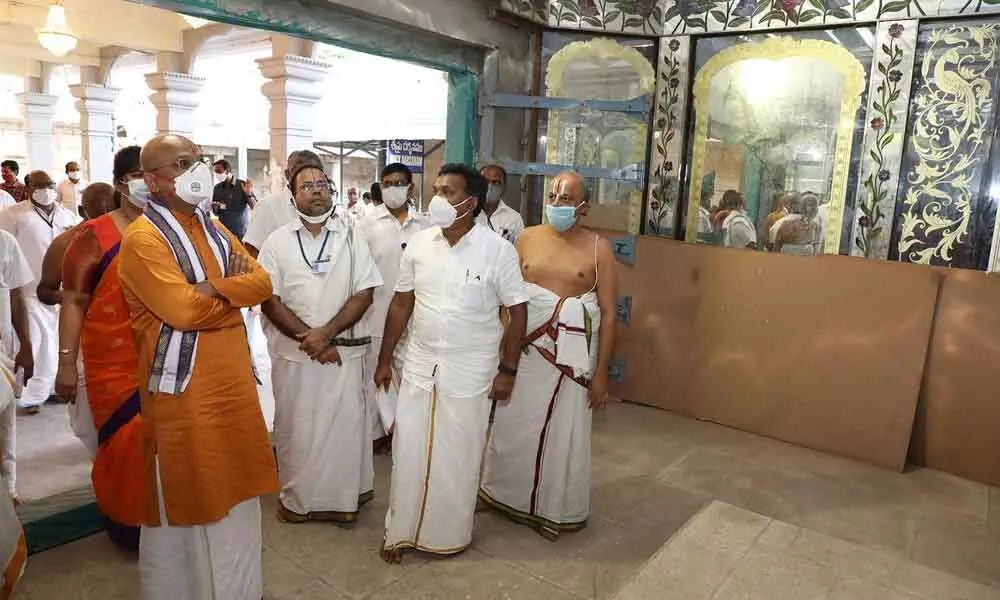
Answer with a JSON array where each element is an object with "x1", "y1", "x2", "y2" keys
[{"x1": 295, "y1": 227, "x2": 331, "y2": 270}]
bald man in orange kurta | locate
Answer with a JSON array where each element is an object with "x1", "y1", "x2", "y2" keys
[{"x1": 118, "y1": 134, "x2": 277, "y2": 600}]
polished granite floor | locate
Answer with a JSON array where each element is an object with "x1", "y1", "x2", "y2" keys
[{"x1": 13, "y1": 402, "x2": 1000, "y2": 599}]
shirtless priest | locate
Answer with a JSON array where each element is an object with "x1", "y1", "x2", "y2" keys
[{"x1": 479, "y1": 170, "x2": 618, "y2": 540}]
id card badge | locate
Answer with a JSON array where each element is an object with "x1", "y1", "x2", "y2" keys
[{"x1": 312, "y1": 257, "x2": 332, "y2": 274}]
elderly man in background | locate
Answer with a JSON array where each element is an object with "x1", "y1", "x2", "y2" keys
[
  {"x1": 118, "y1": 134, "x2": 277, "y2": 599},
  {"x1": 53, "y1": 147, "x2": 147, "y2": 551},
  {"x1": 0, "y1": 171, "x2": 80, "y2": 414},
  {"x1": 477, "y1": 164, "x2": 524, "y2": 245},
  {"x1": 375, "y1": 163, "x2": 528, "y2": 563},
  {"x1": 260, "y1": 162, "x2": 382, "y2": 524},
  {"x1": 243, "y1": 150, "x2": 325, "y2": 258},
  {"x1": 480, "y1": 170, "x2": 617, "y2": 540}
]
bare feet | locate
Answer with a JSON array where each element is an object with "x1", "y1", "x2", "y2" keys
[{"x1": 379, "y1": 540, "x2": 403, "y2": 564}]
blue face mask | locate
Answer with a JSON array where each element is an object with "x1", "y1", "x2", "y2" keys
[{"x1": 546, "y1": 204, "x2": 579, "y2": 232}]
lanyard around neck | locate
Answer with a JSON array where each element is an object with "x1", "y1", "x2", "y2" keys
[
  {"x1": 295, "y1": 227, "x2": 331, "y2": 271},
  {"x1": 32, "y1": 204, "x2": 54, "y2": 228}
]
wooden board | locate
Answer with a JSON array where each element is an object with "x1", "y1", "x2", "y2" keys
[
  {"x1": 607, "y1": 238, "x2": 940, "y2": 471},
  {"x1": 911, "y1": 268, "x2": 1000, "y2": 486}
]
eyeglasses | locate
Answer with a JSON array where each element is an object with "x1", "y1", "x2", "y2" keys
[
  {"x1": 148, "y1": 156, "x2": 209, "y2": 173},
  {"x1": 299, "y1": 181, "x2": 336, "y2": 194}
]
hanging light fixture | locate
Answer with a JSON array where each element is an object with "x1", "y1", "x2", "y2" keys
[
  {"x1": 181, "y1": 14, "x2": 210, "y2": 28},
  {"x1": 37, "y1": 1, "x2": 78, "y2": 57}
]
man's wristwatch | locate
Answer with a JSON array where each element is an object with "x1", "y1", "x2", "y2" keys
[{"x1": 498, "y1": 363, "x2": 518, "y2": 376}]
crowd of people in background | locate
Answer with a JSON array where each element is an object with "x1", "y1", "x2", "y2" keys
[
  {"x1": 0, "y1": 134, "x2": 617, "y2": 600},
  {"x1": 698, "y1": 172, "x2": 826, "y2": 255}
]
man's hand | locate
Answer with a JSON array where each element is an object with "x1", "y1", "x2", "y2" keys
[
  {"x1": 228, "y1": 251, "x2": 251, "y2": 276},
  {"x1": 588, "y1": 373, "x2": 609, "y2": 410},
  {"x1": 54, "y1": 358, "x2": 78, "y2": 404},
  {"x1": 489, "y1": 372, "x2": 515, "y2": 405},
  {"x1": 296, "y1": 327, "x2": 333, "y2": 359},
  {"x1": 241, "y1": 180, "x2": 254, "y2": 195},
  {"x1": 373, "y1": 361, "x2": 392, "y2": 392},
  {"x1": 14, "y1": 346, "x2": 33, "y2": 383},
  {"x1": 194, "y1": 281, "x2": 220, "y2": 298},
  {"x1": 315, "y1": 346, "x2": 342, "y2": 366}
]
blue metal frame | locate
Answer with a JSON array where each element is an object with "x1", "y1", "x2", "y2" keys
[
  {"x1": 486, "y1": 93, "x2": 652, "y2": 115},
  {"x1": 616, "y1": 296, "x2": 633, "y2": 325},
  {"x1": 609, "y1": 357, "x2": 626, "y2": 384},
  {"x1": 496, "y1": 161, "x2": 644, "y2": 182},
  {"x1": 610, "y1": 234, "x2": 637, "y2": 265}
]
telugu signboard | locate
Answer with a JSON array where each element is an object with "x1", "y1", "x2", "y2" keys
[{"x1": 386, "y1": 139, "x2": 425, "y2": 174}]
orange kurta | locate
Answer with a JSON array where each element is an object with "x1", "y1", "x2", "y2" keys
[
  {"x1": 118, "y1": 208, "x2": 277, "y2": 527},
  {"x1": 63, "y1": 215, "x2": 145, "y2": 526}
]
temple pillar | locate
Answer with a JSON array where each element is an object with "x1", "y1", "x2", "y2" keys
[{"x1": 69, "y1": 84, "x2": 119, "y2": 184}]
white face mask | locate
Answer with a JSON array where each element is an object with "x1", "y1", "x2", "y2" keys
[
  {"x1": 126, "y1": 179, "x2": 150, "y2": 209},
  {"x1": 68, "y1": 171, "x2": 80, "y2": 182},
  {"x1": 428, "y1": 194, "x2": 471, "y2": 229},
  {"x1": 213, "y1": 172, "x2": 229, "y2": 185},
  {"x1": 382, "y1": 186, "x2": 409, "y2": 209},
  {"x1": 297, "y1": 205, "x2": 334, "y2": 225},
  {"x1": 173, "y1": 161, "x2": 214, "y2": 207},
  {"x1": 32, "y1": 188, "x2": 56, "y2": 206}
]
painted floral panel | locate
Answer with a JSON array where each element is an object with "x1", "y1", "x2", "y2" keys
[
  {"x1": 550, "y1": 0, "x2": 664, "y2": 34},
  {"x1": 892, "y1": 22, "x2": 1000, "y2": 268}
]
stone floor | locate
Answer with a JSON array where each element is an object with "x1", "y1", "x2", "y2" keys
[
  {"x1": 15, "y1": 405, "x2": 90, "y2": 502},
  {"x1": 614, "y1": 501, "x2": 999, "y2": 600},
  {"x1": 12, "y1": 402, "x2": 1000, "y2": 599}
]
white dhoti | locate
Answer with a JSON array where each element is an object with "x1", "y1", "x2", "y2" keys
[
  {"x1": 139, "y1": 460, "x2": 263, "y2": 600},
  {"x1": 271, "y1": 356, "x2": 373, "y2": 517},
  {"x1": 480, "y1": 286, "x2": 600, "y2": 533},
  {"x1": 383, "y1": 379, "x2": 491, "y2": 554},
  {"x1": 20, "y1": 297, "x2": 57, "y2": 408},
  {"x1": 67, "y1": 358, "x2": 97, "y2": 459}
]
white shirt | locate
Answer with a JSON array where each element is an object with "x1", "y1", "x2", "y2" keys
[
  {"x1": 722, "y1": 211, "x2": 756, "y2": 249},
  {"x1": 395, "y1": 224, "x2": 529, "y2": 398},
  {"x1": 357, "y1": 204, "x2": 431, "y2": 340},
  {"x1": 0, "y1": 230, "x2": 35, "y2": 352},
  {"x1": 243, "y1": 190, "x2": 297, "y2": 249},
  {"x1": 56, "y1": 179, "x2": 86, "y2": 213},
  {"x1": 475, "y1": 200, "x2": 524, "y2": 245},
  {"x1": 0, "y1": 201, "x2": 80, "y2": 297},
  {"x1": 258, "y1": 214, "x2": 383, "y2": 363},
  {"x1": 0, "y1": 191, "x2": 14, "y2": 212}
]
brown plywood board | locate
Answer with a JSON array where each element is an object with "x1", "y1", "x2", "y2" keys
[
  {"x1": 605, "y1": 236, "x2": 702, "y2": 412},
  {"x1": 603, "y1": 236, "x2": 940, "y2": 471},
  {"x1": 911, "y1": 269, "x2": 1000, "y2": 486}
]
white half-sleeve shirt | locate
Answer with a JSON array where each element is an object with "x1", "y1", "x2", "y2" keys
[
  {"x1": 0, "y1": 230, "x2": 35, "y2": 354},
  {"x1": 475, "y1": 200, "x2": 524, "y2": 245},
  {"x1": 357, "y1": 204, "x2": 431, "y2": 340},
  {"x1": 395, "y1": 223, "x2": 529, "y2": 398},
  {"x1": 243, "y1": 190, "x2": 298, "y2": 250},
  {"x1": 0, "y1": 201, "x2": 80, "y2": 297},
  {"x1": 258, "y1": 214, "x2": 383, "y2": 363}
]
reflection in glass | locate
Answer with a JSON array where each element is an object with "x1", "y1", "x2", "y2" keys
[
  {"x1": 685, "y1": 32, "x2": 870, "y2": 254},
  {"x1": 537, "y1": 33, "x2": 655, "y2": 232}
]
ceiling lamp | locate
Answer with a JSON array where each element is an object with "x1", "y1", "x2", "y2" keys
[
  {"x1": 37, "y1": 1, "x2": 78, "y2": 57},
  {"x1": 182, "y1": 14, "x2": 210, "y2": 28}
]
